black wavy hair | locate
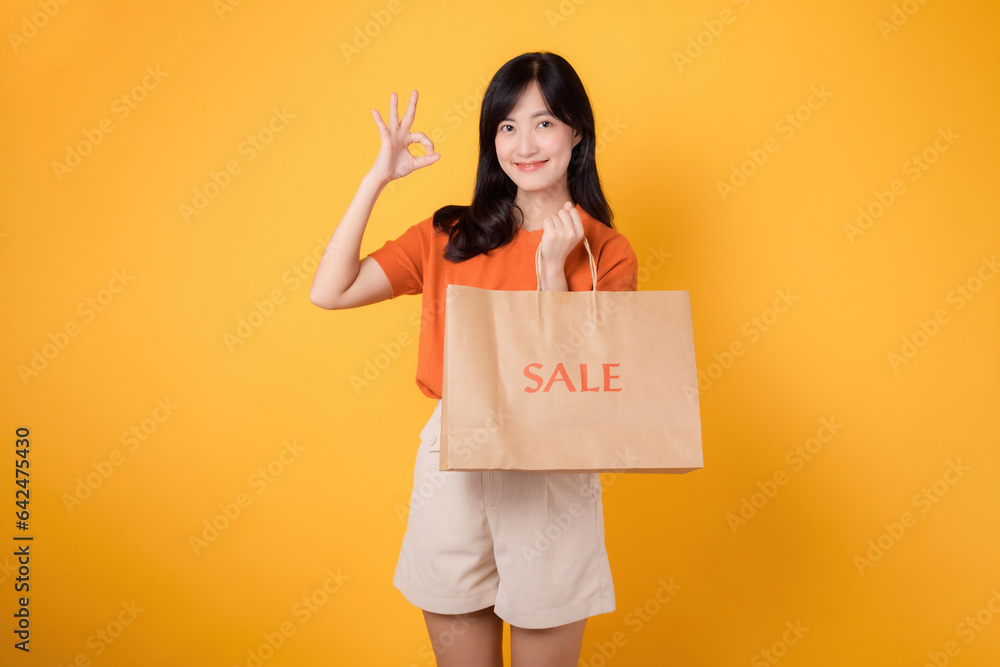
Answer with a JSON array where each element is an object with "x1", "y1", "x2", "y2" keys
[{"x1": 432, "y1": 51, "x2": 615, "y2": 262}]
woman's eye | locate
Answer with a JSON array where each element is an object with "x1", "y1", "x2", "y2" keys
[{"x1": 499, "y1": 121, "x2": 552, "y2": 132}]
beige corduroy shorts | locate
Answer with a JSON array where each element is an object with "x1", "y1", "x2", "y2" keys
[{"x1": 393, "y1": 399, "x2": 616, "y2": 630}]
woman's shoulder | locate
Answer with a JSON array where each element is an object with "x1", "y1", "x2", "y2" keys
[{"x1": 402, "y1": 210, "x2": 454, "y2": 240}]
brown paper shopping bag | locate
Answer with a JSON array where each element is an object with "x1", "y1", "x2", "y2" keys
[{"x1": 440, "y1": 236, "x2": 703, "y2": 473}]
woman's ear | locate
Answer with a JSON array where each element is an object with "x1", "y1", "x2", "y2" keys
[{"x1": 573, "y1": 128, "x2": 582, "y2": 148}]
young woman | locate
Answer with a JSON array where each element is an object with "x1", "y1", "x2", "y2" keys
[{"x1": 310, "y1": 51, "x2": 638, "y2": 667}]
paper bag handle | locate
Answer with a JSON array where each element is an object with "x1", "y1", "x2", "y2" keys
[{"x1": 534, "y1": 236, "x2": 597, "y2": 291}]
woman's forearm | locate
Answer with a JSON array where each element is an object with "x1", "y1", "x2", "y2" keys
[
  {"x1": 309, "y1": 170, "x2": 389, "y2": 308},
  {"x1": 540, "y1": 265, "x2": 569, "y2": 291}
]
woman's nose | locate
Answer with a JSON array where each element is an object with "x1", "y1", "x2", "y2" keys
[{"x1": 518, "y1": 131, "x2": 536, "y2": 155}]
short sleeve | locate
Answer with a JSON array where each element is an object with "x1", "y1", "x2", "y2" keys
[
  {"x1": 596, "y1": 236, "x2": 639, "y2": 292},
  {"x1": 365, "y1": 218, "x2": 428, "y2": 298}
]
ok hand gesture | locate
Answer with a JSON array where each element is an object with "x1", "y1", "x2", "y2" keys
[{"x1": 370, "y1": 90, "x2": 440, "y2": 184}]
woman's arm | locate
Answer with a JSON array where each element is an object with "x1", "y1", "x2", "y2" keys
[
  {"x1": 308, "y1": 170, "x2": 393, "y2": 310},
  {"x1": 309, "y1": 90, "x2": 439, "y2": 310}
]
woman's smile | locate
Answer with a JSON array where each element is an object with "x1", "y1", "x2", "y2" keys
[{"x1": 515, "y1": 160, "x2": 548, "y2": 171}]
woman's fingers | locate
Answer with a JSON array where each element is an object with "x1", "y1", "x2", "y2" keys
[
  {"x1": 568, "y1": 205, "x2": 583, "y2": 236},
  {"x1": 557, "y1": 204, "x2": 583, "y2": 237},
  {"x1": 400, "y1": 90, "x2": 418, "y2": 131},
  {"x1": 409, "y1": 131, "x2": 436, "y2": 156},
  {"x1": 414, "y1": 152, "x2": 441, "y2": 169},
  {"x1": 556, "y1": 207, "x2": 579, "y2": 238},
  {"x1": 372, "y1": 90, "x2": 437, "y2": 176},
  {"x1": 371, "y1": 108, "x2": 387, "y2": 135},
  {"x1": 376, "y1": 91, "x2": 424, "y2": 140},
  {"x1": 410, "y1": 132, "x2": 440, "y2": 168},
  {"x1": 544, "y1": 206, "x2": 583, "y2": 262},
  {"x1": 388, "y1": 91, "x2": 399, "y2": 126}
]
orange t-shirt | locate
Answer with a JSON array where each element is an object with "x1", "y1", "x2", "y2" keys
[{"x1": 365, "y1": 205, "x2": 639, "y2": 400}]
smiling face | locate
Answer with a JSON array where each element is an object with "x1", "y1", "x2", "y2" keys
[{"x1": 494, "y1": 80, "x2": 581, "y2": 201}]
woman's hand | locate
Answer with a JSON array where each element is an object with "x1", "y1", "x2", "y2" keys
[
  {"x1": 369, "y1": 90, "x2": 440, "y2": 184},
  {"x1": 539, "y1": 201, "x2": 584, "y2": 290}
]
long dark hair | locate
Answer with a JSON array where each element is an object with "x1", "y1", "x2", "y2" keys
[{"x1": 432, "y1": 51, "x2": 615, "y2": 262}]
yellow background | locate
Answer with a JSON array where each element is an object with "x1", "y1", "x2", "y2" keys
[{"x1": 2, "y1": 0, "x2": 998, "y2": 664}]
